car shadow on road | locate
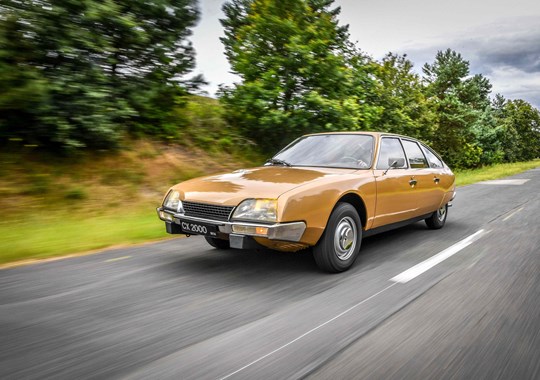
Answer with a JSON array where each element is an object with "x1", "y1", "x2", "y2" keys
[
  {"x1": 163, "y1": 220, "x2": 462, "y2": 278},
  {"x1": 162, "y1": 244, "x2": 344, "y2": 298},
  {"x1": 171, "y1": 245, "x2": 319, "y2": 275}
]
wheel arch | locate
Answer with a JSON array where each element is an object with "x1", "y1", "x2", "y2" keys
[{"x1": 337, "y1": 192, "x2": 367, "y2": 229}]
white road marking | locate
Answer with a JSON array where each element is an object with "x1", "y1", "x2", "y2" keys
[
  {"x1": 220, "y1": 229, "x2": 492, "y2": 378},
  {"x1": 479, "y1": 179, "x2": 530, "y2": 185},
  {"x1": 391, "y1": 229, "x2": 489, "y2": 284},
  {"x1": 503, "y1": 207, "x2": 524, "y2": 221},
  {"x1": 105, "y1": 256, "x2": 131, "y2": 263},
  {"x1": 218, "y1": 283, "x2": 397, "y2": 380}
]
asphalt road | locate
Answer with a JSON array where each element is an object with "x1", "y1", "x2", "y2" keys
[{"x1": 1, "y1": 169, "x2": 539, "y2": 380}]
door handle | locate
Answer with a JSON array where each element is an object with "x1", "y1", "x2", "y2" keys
[
  {"x1": 434, "y1": 177, "x2": 440, "y2": 184},
  {"x1": 409, "y1": 179, "x2": 417, "y2": 187}
]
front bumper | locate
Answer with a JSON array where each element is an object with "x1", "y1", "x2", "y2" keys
[{"x1": 157, "y1": 207, "x2": 306, "y2": 242}]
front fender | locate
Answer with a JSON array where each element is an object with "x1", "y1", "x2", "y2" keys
[{"x1": 277, "y1": 172, "x2": 376, "y2": 246}]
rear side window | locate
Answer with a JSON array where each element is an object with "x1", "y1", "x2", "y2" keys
[
  {"x1": 421, "y1": 144, "x2": 444, "y2": 168},
  {"x1": 402, "y1": 140, "x2": 429, "y2": 168},
  {"x1": 376, "y1": 138, "x2": 407, "y2": 170}
]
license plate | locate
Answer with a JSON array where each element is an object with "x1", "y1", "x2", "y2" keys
[{"x1": 179, "y1": 220, "x2": 218, "y2": 237}]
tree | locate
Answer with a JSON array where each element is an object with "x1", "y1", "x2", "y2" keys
[
  {"x1": 0, "y1": 9, "x2": 47, "y2": 144},
  {"x1": 495, "y1": 98, "x2": 540, "y2": 162},
  {"x1": 422, "y1": 49, "x2": 493, "y2": 168},
  {"x1": 91, "y1": 0, "x2": 202, "y2": 136},
  {"x1": 0, "y1": 2, "x2": 116, "y2": 150},
  {"x1": 371, "y1": 53, "x2": 433, "y2": 142},
  {"x1": 0, "y1": 0, "x2": 200, "y2": 151},
  {"x1": 219, "y1": 0, "x2": 378, "y2": 153},
  {"x1": 469, "y1": 103, "x2": 505, "y2": 166}
]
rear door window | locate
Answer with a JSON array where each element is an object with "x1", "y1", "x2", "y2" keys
[{"x1": 402, "y1": 140, "x2": 429, "y2": 168}]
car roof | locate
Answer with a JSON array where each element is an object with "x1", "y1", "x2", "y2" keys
[{"x1": 303, "y1": 131, "x2": 413, "y2": 139}]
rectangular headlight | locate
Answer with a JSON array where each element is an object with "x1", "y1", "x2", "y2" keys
[
  {"x1": 232, "y1": 199, "x2": 277, "y2": 222},
  {"x1": 163, "y1": 190, "x2": 184, "y2": 213}
]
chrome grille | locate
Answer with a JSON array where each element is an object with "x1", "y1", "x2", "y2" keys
[{"x1": 182, "y1": 201, "x2": 235, "y2": 221}]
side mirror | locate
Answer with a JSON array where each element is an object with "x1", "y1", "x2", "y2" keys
[
  {"x1": 383, "y1": 157, "x2": 406, "y2": 175},
  {"x1": 388, "y1": 157, "x2": 405, "y2": 168}
]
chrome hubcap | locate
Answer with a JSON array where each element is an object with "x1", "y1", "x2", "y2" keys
[
  {"x1": 437, "y1": 205, "x2": 447, "y2": 222},
  {"x1": 334, "y1": 216, "x2": 357, "y2": 261}
]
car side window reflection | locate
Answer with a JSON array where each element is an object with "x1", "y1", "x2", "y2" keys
[
  {"x1": 402, "y1": 140, "x2": 429, "y2": 168},
  {"x1": 421, "y1": 144, "x2": 444, "y2": 168},
  {"x1": 376, "y1": 138, "x2": 407, "y2": 170}
]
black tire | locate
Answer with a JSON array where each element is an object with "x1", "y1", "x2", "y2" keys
[
  {"x1": 425, "y1": 204, "x2": 448, "y2": 229},
  {"x1": 204, "y1": 236, "x2": 230, "y2": 249},
  {"x1": 313, "y1": 202, "x2": 362, "y2": 273}
]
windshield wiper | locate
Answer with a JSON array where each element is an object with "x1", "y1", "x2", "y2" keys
[{"x1": 265, "y1": 158, "x2": 291, "y2": 167}]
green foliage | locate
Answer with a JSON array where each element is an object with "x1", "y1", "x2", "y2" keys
[
  {"x1": 219, "y1": 0, "x2": 379, "y2": 153},
  {"x1": 0, "y1": 0, "x2": 200, "y2": 151},
  {"x1": 182, "y1": 96, "x2": 233, "y2": 147},
  {"x1": 468, "y1": 100, "x2": 505, "y2": 166},
  {"x1": 371, "y1": 53, "x2": 433, "y2": 141},
  {"x1": 495, "y1": 97, "x2": 540, "y2": 162},
  {"x1": 219, "y1": 3, "x2": 539, "y2": 167},
  {"x1": 422, "y1": 49, "x2": 492, "y2": 168},
  {"x1": 181, "y1": 95, "x2": 262, "y2": 160},
  {"x1": 2, "y1": 0, "x2": 539, "y2": 169},
  {"x1": 419, "y1": 52, "x2": 539, "y2": 168}
]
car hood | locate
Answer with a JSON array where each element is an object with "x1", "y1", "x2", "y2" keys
[{"x1": 172, "y1": 166, "x2": 358, "y2": 206}]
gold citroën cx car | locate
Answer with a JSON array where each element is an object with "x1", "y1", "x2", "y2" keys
[{"x1": 157, "y1": 132, "x2": 456, "y2": 272}]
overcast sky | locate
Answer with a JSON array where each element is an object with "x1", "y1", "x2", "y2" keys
[{"x1": 190, "y1": 0, "x2": 540, "y2": 109}]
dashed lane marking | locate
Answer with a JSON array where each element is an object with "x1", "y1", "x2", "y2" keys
[
  {"x1": 390, "y1": 229, "x2": 489, "y2": 284},
  {"x1": 219, "y1": 228, "x2": 493, "y2": 379},
  {"x1": 479, "y1": 179, "x2": 530, "y2": 185},
  {"x1": 219, "y1": 283, "x2": 397, "y2": 380},
  {"x1": 503, "y1": 207, "x2": 524, "y2": 221},
  {"x1": 105, "y1": 256, "x2": 131, "y2": 263}
]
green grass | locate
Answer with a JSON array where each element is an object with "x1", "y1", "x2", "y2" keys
[
  {"x1": 0, "y1": 95, "x2": 265, "y2": 266},
  {"x1": 1, "y1": 159, "x2": 538, "y2": 267},
  {"x1": 455, "y1": 160, "x2": 540, "y2": 186},
  {"x1": 0, "y1": 206, "x2": 175, "y2": 265}
]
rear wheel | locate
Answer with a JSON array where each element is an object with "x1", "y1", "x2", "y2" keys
[
  {"x1": 425, "y1": 204, "x2": 448, "y2": 229},
  {"x1": 313, "y1": 203, "x2": 362, "y2": 273},
  {"x1": 204, "y1": 236, "x2": 230, "y2": 249}
]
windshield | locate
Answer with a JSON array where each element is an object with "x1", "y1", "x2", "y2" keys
[{"x1": 271, "y1": 134, "x2": 374, "y2": 169}]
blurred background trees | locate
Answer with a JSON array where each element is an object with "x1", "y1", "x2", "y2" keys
[
  {"x1": 0, "y1": 0, "x2": 538, "y2": 168},
  {"x1": 0, "y1": 0, "x2": 200, "y2": 150}
]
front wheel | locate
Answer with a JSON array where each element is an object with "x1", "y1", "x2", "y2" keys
[
  {"x1": 204, "y1": 236, "x2": 230, "y2": 249},
  {"x1": 313, "y1": 203, "x2": 362, "y2": 273},
  {"x1": 425, "y1": 204, "x2": 448, "y2": 229}
]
